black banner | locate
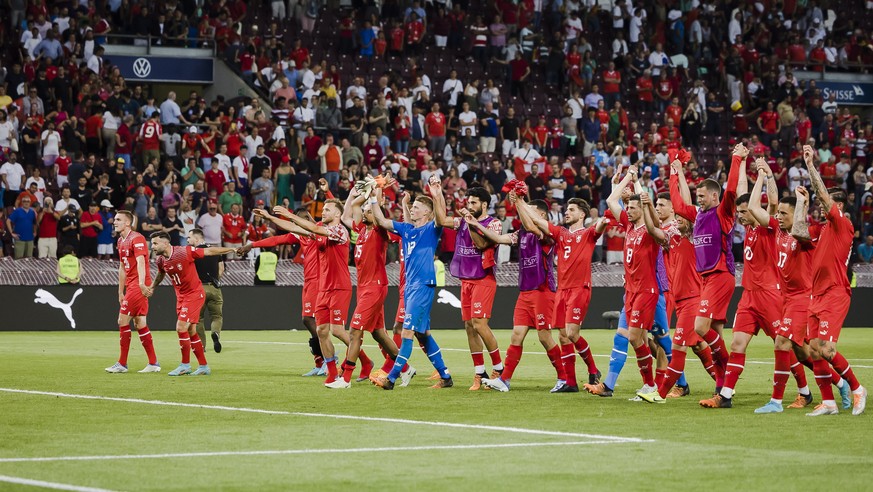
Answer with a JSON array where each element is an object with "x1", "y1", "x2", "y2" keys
[{"x1": 6, "y1": 285, "x2": 873, "y2": 332}]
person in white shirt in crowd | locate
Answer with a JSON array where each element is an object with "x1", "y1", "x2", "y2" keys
[
  {"x1": 232, "y1": 145, "x2": 251, "y2": 194},
  {"x1": 292, "y1": 98, "x2": 314, "y2": 129},
  {"x1": 86, "y1": 45, "x2": 104, "y2": 75},
  {"x1": 25, "y1": 168, "x2": 47, "y2": 205},
  {"x1": 213, "y1": 143, "x2": 233, "y2": 183},
  {"x1": 245, "y1": 128, "x2": 263, "y2": 160},
  {"x1": 787, "y1": 157, "x2": 810, "y2": 192},
  {"x1": 628, "y1": 8, "x2": 644, "y2": 45},
  {"x1": 0, "y1": 109, "x2": 17, "y2": 149},
  {"x1": 40, "y1": 121, "x2": 61, "y2": 168},
  {"x1": 648, "y1": 43, "x2": 668, "y2": 77},
  {"x1": 53, "y1": 186, "x2": 81, "y2": 216},
  {"x1": 1, "y1": 152, "x2": 26, "y2": 208},
  {"x1": 458, "y1": 101, "x2": 478, "y2": 137},
  {"x1": 513, "y1": 140, "x2": 542, "y2": 174},
  {"x1": 442, "y1": 70, "x2": 464, "y2": 109},
  {"x1": 196, "y1": 200, "x2": 224, "y2": 245}
]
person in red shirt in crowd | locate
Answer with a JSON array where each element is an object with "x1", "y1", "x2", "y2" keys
[
  {"x1": 533, "y1": 117, "x2": 549, "y2": 151},
  {"x1": 302, "y1": 126, "x2": 323, "y2": 174},
  {"x1": 138, "y1": 111, "x2": 162, "y2": 167},
  {"x1": 406, "y1": 13, "x2": 425, "y2": 55},
  {"x1": 808, "y1": 40, "x2": 827, "y2": 72},
  {"x1": 796, "y1": 110, "x2": 812, "y2": 144},
  {"x1": 84, "y1": 109, "x2": 103, "y2": 155},
  {"x1": 221, "y1": 203, "x2": 246, "y2": 256},
  {"x1": 757, "y1": 101, "x2": 781, "y2": 147},
  {"x1": 204, "y1": 160, "x2": 226, "y2": 196},
  {"x1": 655, "y1": 73, "x2": 673, "y2": 113},
  {"x1": 54, "y1": 148, "x2": 72, "y2": 188},
  {"x1": 79, "y1": 201, "x2": 102, "y2": 258},
  {"x1": 602, "y1": 61, "x2": 621, "y2": 109},
  {"x1": 182, "y1": 126, "x2": 202, "y2": 158},
  {"x1": 664, "y1": 97, "x2": 682, "y2": 126},
  {"x1": 290, "y1": 39, "x2": 311, "y2": 69},
  {"x1": 411, "y1": 140, "x2": 431, "y2": 170},
  {"x1": 389, "y1": 21, "x2": 406, "y2": 56},
  {"x1": 424, "y1": 102, "x2": 447, "y2": 154},
  {"x1": 635, "y1": 70, "x2": 654, "y2": 110},
  {"x1": 595, "y1": 100, "x2": 609, "y2": 142},
  {"x1": 225, "y1": 125, "x2": 243, "y2": 159},
  {"x1": 787, "y1": 37, "x2": 807, "y2": 67},
  {"x1": 363, "y1": 134, "x2": 383, "y2": 166}
]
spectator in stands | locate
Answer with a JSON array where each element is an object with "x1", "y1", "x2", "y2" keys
[
  {"x1": 219, "y1": 181, "x2": 244, "y2": 214},
  {"x1": 58, "y1": 204, "x2": 80, "y2": 254},
  {"x1": 7, "y1": 193, "x2": 36, "y2": 259},
  {"x1": 79, "y1": 201, "x2": 102, "y2": 258},
  {"x1": 251, "y1": 168, "x2": 275, "y2": 208},
  {"x1": 318, "y1": 133, "x2": 343, "y2": 192},
  {"x1": 1, "y1": 152, "x2": 26, "y2": 208},
  {"x1": 197, "y1": 200, "x2": 223, "y2": 246},
  {"x1": 859, "y1": 236, "x2": 873, "y2": 264}
]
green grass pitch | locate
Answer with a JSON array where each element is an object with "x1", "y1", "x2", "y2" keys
[{"x1": 1, "y1": 328, "x2": 871, "y2": 491}]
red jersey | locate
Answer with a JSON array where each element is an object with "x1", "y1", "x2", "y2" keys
[
  {"x1": 183, "y1": 134, "x2": 202, "y2": 155},
  {"x1": 118, "y1": 231, "x2": 152, "y2": 289},
  {"x1": 139, "y1": 120, "x2": 162, "y2": 151},
  {"x1": 353, "y1": 222, "x2": 388, "y2": 286},
  {"x1": 665, "y1": 105, "x2": 682, "y2": 126},
  {"x1": 317, "y1": 223, "x2": 352, "y2": 291},
  {"x1": 222, "y1": 213, "x2": 246, "y2": 244},
  {"x1": 662, "y1": 220, "x2": 701, "y2": 301},
  {"x1": 742, "y1": 217, "x2": 780, "y2": 291},
  {"x1": 55, "y1": 155, "x2": 71, "y2": 175},
  {"x1": 547, "y1": 223, "x2": 601, "y2": 290},
  {"x1": 636, "y1": 77, "x2": 653, "y2": 102},
  {"x1": 156, "y1": 245, "x2": 206, "y2": 299},
  {"x1": 618, "y1": 210, "x2": 659, "y2": 294},
  {"x1": 810, "y1": 203, "x2": 853, "y2": 296},
  {"x1": 389, "y1": 231, "x2": 406, "y2": 291},
  {"x1": 425, "y1": 112, "x2": 446, "y2": 137},
  {"x1": 602, "y1": 70, "x2": 621, "y2": 94},
  {"x1": 776, "y1": 227, "x2": 814, "y2": 296}
]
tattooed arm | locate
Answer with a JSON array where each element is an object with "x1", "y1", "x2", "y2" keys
[{"x1": 791, "y1": 186, "x2": 811, "y2": 242}]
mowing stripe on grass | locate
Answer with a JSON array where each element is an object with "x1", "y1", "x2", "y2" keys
[
  {"x1": 0, "y1": 388, "x2": 651, "y2": 444},
  {"x1": 229, "y1": 341, "x2": 873, "y2": 368},
  {"x1": 0, "y1": 441, "x2": 639, "y2": 464},
  {"x1": 0, "y1": 474, "x2": 116, "y2": 492}
]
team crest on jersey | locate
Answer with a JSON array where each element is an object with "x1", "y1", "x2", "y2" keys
[
  {"x1": 791, "y1": 241, "x2": 797, "y2": 251},
  {"x1": 576, "y1": 235, "x2": 582, "y2": 243},
  {"x1": 700, "y1": 300, "x2": 709, "y2": 307},
  {"x1": 177, "y1": 263, "x2": 182, "y2": 269},
  {"x1": 783, "y1": 317, "x2": 792, "y2": 326},
  {"x1": 820, "y1": 321, "x2": 829, "y2": 329},
  {"x1": 771, "y1": 320, "x2": 780, "y2": 328},
  {"x1": 181, "y1": 307, "x2": 188, "y2": 314},
  {"x1": 572, "y1": 308, "x2": 581, "y2": 314},
  {"x1": 473, "y1": 302, "x2": 482, "y2": 309}
]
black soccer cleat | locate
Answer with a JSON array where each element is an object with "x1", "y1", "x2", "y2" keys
[
  {"x1": 588, "y1": 370, "x2": 602, "y2": 386},
  {"x1": 553, "y1": 383, "x2": 580, "y2": 393},
  {"x1": 211, "y1": 332, "x2": 222, "y2": 353},
  {"x1": 380, "y1": 378, "x2": 395, "y2": 390}
]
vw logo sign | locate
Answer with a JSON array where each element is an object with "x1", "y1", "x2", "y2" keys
[{"x1": 132, "y1": 58, "x2": 151, "y2": 78}]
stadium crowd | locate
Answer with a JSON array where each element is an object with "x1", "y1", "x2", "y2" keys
[{"x1": 2, "y1": 0, "x2": 873, "y2": 265}]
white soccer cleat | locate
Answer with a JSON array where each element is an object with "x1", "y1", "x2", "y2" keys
[
  {"x1": 806, "y1": 403, "x2": 839, "y2": 417},
  {"x1": 482, "y1": 377, "x2": 510, "y2": 392},
  {"x1": 325, "y1": 379, "x2": 351, "y2": 389},
  {"x1": 105, "y1": 362, "x2": 128, "y2": 373},
  {"x1": 137, "y1": 364, "x2": 161, "y2": 373},
  {"x1": 629, "y1": 384, "x2": 656, "y2": 401},
  {"x1": 399, "y1": 366, "x2": 417, "y2": 387},
  {"x1": 853, "y1": 386, "x2": 867, "y2": 416}
]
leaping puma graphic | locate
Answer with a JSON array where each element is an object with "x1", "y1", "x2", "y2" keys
[
  {"x1": 34, "y1": 288, "x2": 83, "y2": 329},
  {"x1": 436, "y1": 289, "x2": 461, "y2": 309}
]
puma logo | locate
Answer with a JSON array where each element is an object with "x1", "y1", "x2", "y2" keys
[
  {"x1": 34, "y1": 288, "x2": 83, "y2": 329},
  {"x1": 436, "y1": 289, "x2": 461, "y2": 309}
]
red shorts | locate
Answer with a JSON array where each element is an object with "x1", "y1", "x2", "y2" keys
[
  {"x1": 395, "y1": 283, "x2": 406, "y2": 324},
  {"x1": 302, "y1": 281, "x2": 318, "y2": 317},
  {"x1": 698, "y1": 271, "x2": 735, "y2": 321},
  {"x1": 315, "y1": 288, "x2": 352, "y2": 326},
  {"x1": 624, "y1": 290, "x2": 659, "y2": 330},
  {"x1": 120, "y1": 291, "x2": 149, "y2": 317},
  {"x1": 461, "y1": 278, "x2": 496, "y2": 320},
  {"x1": 177, "y1": 293, "x2": 205, "y2": 324},
  {"x1": 808, "y1": 288, "x2": 851, "y2": 343},
  {"x1": 513, "y1": 286, "x2": 556, "y2": 330},
  {"x1": 552, "y1": 286, "x2": 591, "y2": 329},
  {"x1": 776, "y1": 293, "x2": 810, "y2": 345},
  {"x1": 672, "y1": 296, "x2": 702, "y2": 346},
  {"x1": 732, "y1": 289, "x2": 783, "y2": 338},
  {"x1": 351, "y1": 284, "x2": 388, "y2": 332}
]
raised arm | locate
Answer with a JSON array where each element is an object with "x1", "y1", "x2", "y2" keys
[
  {"x1": 400, "y1": 191, "x2": 413, "y2": 223},
  {"x1": 802, "y1": 144, "x2": 833, "y2": 212},
  {"x1": 426, "y1": 177, "x2": 456, "y2": 228},
  {"x1": 514, "y1": 193, "x2": 550, "y2": 235},
  {"x1": 737, "y1": 154, "x2": 749, "y2": 197},
  {"x1": 764, "y1": 163, "x2": 779, "y2": 216},
  {"x1": 202, "y1": 246, "x2": 237, "y2": 256},
  {"x1": 639, "y1": 192, "x2": 667, "y2": 245},
  {"x1": 719, "y1": 144, "x2": 748, "y2": 219},
  {"x1": 606, "y1": 165, "x2": 635, "y2": 219},
  {"x1": 369, "y1": 187, "x2": 396, "y2": 231},
  {"x1": 791, "y1": 186, "x2": 812, "y2": 242},
  {"x1": 465, "y1": 215, "x2": 514, "y2": 244},
  {"x1": 273, "y1": 205, "x2": 330, "y2": 237},
  {"x1": 341, "y1": 188, "x2": 365, "y2": 230},
  {"x1": 746, "y1": 159, "x2": 772, "y2": 227},
  {"x1": 257, "y1": 208, "x2": 314, "y2": 237}
]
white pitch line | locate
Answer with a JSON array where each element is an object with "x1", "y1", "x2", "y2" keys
[
  {"x1": 0, "y1": 441, "x2": 632, "y2": 464},
  {"x1": 0, "y1": 474, "x2": 116, "y2": 492},
  {"x1": 228, "y1": 341, "x2": 873, "y2": 368},
  {"x1": 0, "y1": 388, "x2": 651, "y2": 444}
]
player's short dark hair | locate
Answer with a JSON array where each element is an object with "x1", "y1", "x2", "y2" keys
[
  {"x1": 735, "y1": 193, "x2": 751, "y2": 206},
  {"x1": 567, "y1": 198, "x2": 591, "y2": 217},
  {"x1": 627, "y1": 194, "x2": 642, "y2": 204},
  {"x1": 415, "y1": 195, "x2": 434, "y2": 211},
  {"x1": 189, "y1": 228, "x2": 204, "y2": 238},
  {"x1": 657, "y1": 192, "x2": 671, "y2": 201},
  {"x1": 467, "y1": 187, "x2": 490, "y2": 207},
  {"x1": 828, "y1": 187, "x2": 848, "y2": 205},
  {"x1": 779, "y1": 197, "x2": 797, "y2": 207},
  {"x1": 150, "y1": 231, "x2": 171, "y2": 242},
  {"x1": 61, "y1": 245, "x2": 75, "y2": 256},
  {"x1": 295, "y1": 208, "x2": 313, "y2": 220},
  {"x1": 324, "y1": 198, "x2": 344, "y2": 214},
  {"x1": 700, "y1": 179, "x2": 721, "y2": 194},
  {"x1": 529, "y1": 199, "x2": 549, "y2": 214}
]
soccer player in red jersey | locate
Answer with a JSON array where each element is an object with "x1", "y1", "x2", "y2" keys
[
  {"x1": 325, "y1": 188, "x2": 414, "y2": 389},
  {"x1": 429, "y1": 182, "x2": 504, "y2": 390},
  {"x1": 238, "y1": 208, "x2": 327, "y2": 376},
  {"x1": 105, "y1": 210, "x2": 160, "y2": 374},
  {"x1": 605, "y1": 166, "x2": 660, "y2": 395},
  {"x1": 471, "y1": 193, "x2": 571, "y2": 392},
  {"x1": 793, "y1": 146, "x2": 866, "y2": 416},
  {"x1": 670, "y1": 144, "x2": 746, "y2": 390},
  {"x1": 276, "y1": 199, "x2": 374, "y2": 385},
  {"x1": 147, "y1": 232, "x2": 235, "y2": 376},
  {"x1": 518, "y1": 193, "x2": 606, "y2": 392}
]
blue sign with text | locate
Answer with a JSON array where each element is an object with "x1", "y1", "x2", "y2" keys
[
  {"x1": 107, "y1": 55, "x2": 214, "y2": 84},
  {"x1": 815, "y1": 81, "x2": 873, "y2": 106}
]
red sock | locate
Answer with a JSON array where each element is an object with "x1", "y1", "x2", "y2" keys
[
  {"x1": 634, "y1": 344, "x2": 655, "y2": 387},
  {"x1": 325, "y1": 358, "x2": 338, "y2": 384},
  {"x1": 723, "y1": 352, "x2": 746, "y2": 393},
  {"x1": 471, "y1": 352, "x2": 485, "y2": 374},
  {"x1": 190, "y1": 333, "x2": 208, "y2": 366},
  {"x1": 501, "y1": 344, "x2": 522, "y2": 381},
  {"x1": 547, "y1": 345, "x2": 567, "y2": 381},
  {"x1": 702, "y1": 329, "x2": 728, "y2": 369},
  {"x1": 798, "y1": 356, "x2": 840, "y2": 385},
  {"x1": 137, "y1": 326, "x2": 157, "y2": 365},
  {"x1": 658, "y1": 350, "x2": 686, "y2": 398},
  {"x1": 359, "y1": 350, "x2": 373, "y2": 370},
  {"x1": 177, "y1": 331, "x2": 191, "y2": 365},
  {"x1": 341, "y1": 359, "x2": 355, "y2": 383},
  {"x1": 655, "y1": 369, "x2": 666, "y2": 388},
  {"x1": 787, "y1": 351, "x2": 808, "y2": 389},
  {"x1": 393, "y1": 333, "x2": 402, "y2": 347},
  {"x1": 118, "y1": 325, "x2": 132, "y2": 366},
  {"x1": 574, "y1": 337, "x2": 598, "y2": 374},
  {"x1": 489, "y1": 348, "x2": 503, "y2": 371},
  {"x1": 314, "y1": 355, "x2": 325, "y2": 367},
  {"x1": 380, "y1": 358, "x2": 394, "y2": 373},
  {"x1": 693, "y1": 344, "x2": 719, "y2": 382},
  {"x1": 561, "y1": 343, "x2": 577, "y2": 387},
  {"x1": 772, "y1": 350, "x2": 791, "y2": 401},
  {"x1": 813, "y1": 359, "x2": 836, "y2": 401},
  {"x1": 830, "y1": 352, "x2": 861, "y2": 391}
]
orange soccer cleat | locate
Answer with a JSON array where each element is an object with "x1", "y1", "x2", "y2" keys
[
  {"x1": 699, "y1": 394, "x2": 732, "y2": 408},
  {"x1": 469, "y1": 374, "x2": 489, "y2": 391},
  {"x1": 786, "y1": 393, "x2": 814, "y2": 409},
  {"x1": 430, "y1": 377, "x2": 454, "y2": 389},
  {"x1": 667, "y1": 385, "x2": 690, "y2": 398},
  {"x1": 368, "y1": 369, "x2": 388, "y2": 385},
  {"x1": 427, "y1": 370, "x2": 441, "y2": 381},
  {"x1": 583, "y1": 382, "x2": 613, "y2": 397}
]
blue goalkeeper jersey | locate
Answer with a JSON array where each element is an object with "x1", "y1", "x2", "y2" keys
[{"x1": 392, "y1": 220, "x2": 442, "y2": 288}]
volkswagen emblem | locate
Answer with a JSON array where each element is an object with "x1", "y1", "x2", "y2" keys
[{"x1": 132, "y1": 58, "x2": 151, "y2": 78}]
